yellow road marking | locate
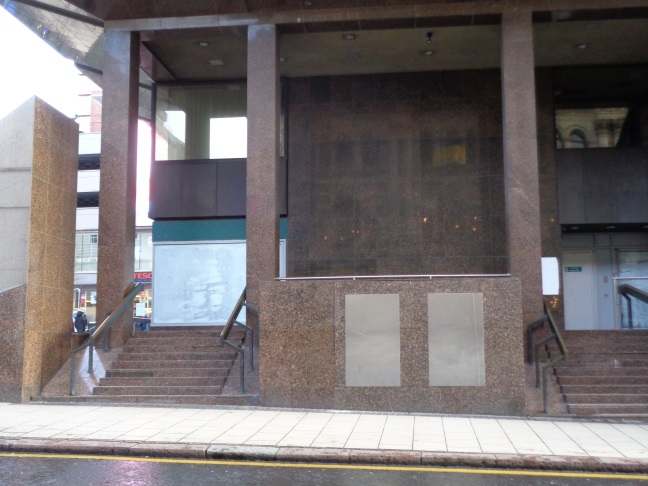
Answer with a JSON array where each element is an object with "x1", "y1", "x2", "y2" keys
[{"x1": 0, "y1": 453, "x2": 646, "y2": 480}]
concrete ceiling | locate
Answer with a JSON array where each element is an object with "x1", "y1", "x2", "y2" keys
[
  {"x1": 4, "y1": 2, "x2": 647, "y2": 88},
  {"x1": 64, "y1": 0, "x2": 482, "y2": 21},
  {"x1": 143, "y1": 18, "x2": 648, "y2": 82}
]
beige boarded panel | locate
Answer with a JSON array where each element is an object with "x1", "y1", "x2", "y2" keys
[
  {"x1": 345, "y1": 294, "x2": 400, "y2": 387},
  {"x1": 428, "y1": 293, "x2": 485, "y2": 386}
]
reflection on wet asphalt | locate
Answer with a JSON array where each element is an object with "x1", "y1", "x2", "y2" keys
[{"x1": 0, "y1": 456, "x2": 645, "y2": 486}]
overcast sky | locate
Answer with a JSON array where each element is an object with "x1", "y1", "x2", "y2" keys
[
  {"x1": 0, "y1": 7, "x2": 98, "y2": 121},
  {"x1": 0, "y1": 7, "x2": 152, "y2": 225}
]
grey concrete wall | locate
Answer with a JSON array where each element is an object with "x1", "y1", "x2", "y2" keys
[
  {"x1": 260, "y1": 277, "x2": 525, "y2": 415},
  {"x1": 286, "y1": 70, "x2": 506, "y2": 277},
  {"x1": 0, "y1": 100, "x2": 34, "y2": 289},
  {"x1": 0, "y1": 97, "x2": 78, "y2": 402},
  {"x1": 557, "y1": 147, "x2": 648, "y2": 225}
]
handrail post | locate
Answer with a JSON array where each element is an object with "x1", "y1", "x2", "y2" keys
[
  {"x1": 220, "y1": 287, "x2": 260, "y2": 394},
  {"x1": 88, "y1": 335, "x2": 94, "y2": 373},
  {"x1": 542, "y1": 364, "x2": 549, "y2": 413},
  {"x1": 248, "y1": 327, "x2": 254, "y2": 372},
  {"x1": 629, "y1": 298, "x2": 634, "y2": 329},
  {"x1": 69, "y1": 351, "x2": 76, "y2": 396},
  {"x1": 239, "y1": 347, "x2": 245, "y2": 394},
  {"x1": 103, "y1": 328, "x2": 110, "y2": 352},
  {"x1": 534, "y1": 335, "x2": 554, "y2": 388},
  {"x1": 529, "y1": 300, "x2": 569, "y2": 414}
]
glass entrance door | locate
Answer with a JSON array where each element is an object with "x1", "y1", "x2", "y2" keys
[{"x1": 614, "y1": 251, "x2": 648, "y2": 329}]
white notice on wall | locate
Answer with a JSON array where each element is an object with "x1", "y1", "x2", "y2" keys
[
  {"x1": 542, "y1": 257, "x2": 560, "y2": 296},
  {"x1": 135, "y1": 302, "x2": 146, "y2": 317}
]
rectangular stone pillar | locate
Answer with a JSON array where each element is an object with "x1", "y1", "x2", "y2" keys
[
  {"x1": 97, "y1": 30, "x2": 140, "y2": 347},
  {"x1": 246, "y1": 25, "x2": 280, "y2": 318},
  {"x1": 0, "y1": 97, "x2": 78, "y2": 402},
  {"x1": 501, "y1": 11, "x2": 543, "y2": 324}
]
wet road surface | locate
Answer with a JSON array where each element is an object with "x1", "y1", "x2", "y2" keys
[{"x1": 0, "y1": 454, "x2": 646, "y2": 485}]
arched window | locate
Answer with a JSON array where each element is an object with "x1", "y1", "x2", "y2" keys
[{"x1": 569, "y1": 130, "x2": 587, "y2": 149}]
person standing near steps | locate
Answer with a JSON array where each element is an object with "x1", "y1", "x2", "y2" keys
[{"x1": 74, "y1": 307, "x2": 89, "y2": 333}]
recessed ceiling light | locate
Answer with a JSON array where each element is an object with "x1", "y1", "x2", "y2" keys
[
  {"x1": 209, "y1": 59, "x2": 224, "y2": 66},
  {"x1": 280, "y1": 57, "x2": 286, "y2": 62},
  {"x1": 570, "y1": 226, "x2": 579, "y2": 230},
  {"x1": 606, "y1": 225, "x2": 616, "y2": 229},
  {"x1": 422, "y1": 50, "x2": 436, "y2": 56},
  {"x1": 576, "y1": 43, "x2": 588, "y2": 50},
  {"x1": 343, "y1": 33, "x2": 356, "y2": 41},
  {"x1": 303, "y1": 0, "x2": 313, "y2": 6},
  {"x1": 198, "y1": 41, "x2": 209, "y2": 47}
]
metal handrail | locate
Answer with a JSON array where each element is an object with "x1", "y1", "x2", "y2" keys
[
  {"x1": 277, "y1": 274, "x2": 511, "y2": 281},
  {"x1": 618, "y1": 284, "x2": 648, "y2": 329},
  {"x1": 527, "y1": 299, "x2": 568, "y2": 413},
  {"x1": 69, "y1": 282, "x2": 144, "y2": 396},
  {"x1": 220, "y1": 287, "x2": 259, "y2": 394}
]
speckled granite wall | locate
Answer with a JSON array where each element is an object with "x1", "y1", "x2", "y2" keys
[
  {"x1": 0, "y1": 286, "x2": 26, "y2": 402},
  {"x1": 260, "y1": 277, "x2": 525, "y2": 415},
  {"x1": 286, "y1": 69, "x2": 506, "y2": 277},
  {"x1": 97, "y1": 31, "x2": 139, "y2": 349},
  {"x1": 0, "y1": 97, "x2": 78, "y2": 402}
]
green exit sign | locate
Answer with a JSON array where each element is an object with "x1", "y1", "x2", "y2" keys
[{"x1": 565, "y1": 266, "x2": 582, "y2": 272}]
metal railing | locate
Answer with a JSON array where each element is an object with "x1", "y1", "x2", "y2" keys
[
  {"x1": 69, "y1": 282, "x2": 144, "y2": 396},
  {"x1": 618, "y1": 284, "x2": 648, "y2": 329},
  {"x1": 527, "y1": 301, "x2": 568, "y2": 413},
  {"x1": 221, "y1": 287, "x2": 258, "y2": 394},
  {"x1": 277, "y1": 274, "x2": 511, "y2": 281}
]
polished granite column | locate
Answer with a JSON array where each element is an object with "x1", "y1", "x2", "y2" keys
[
  {"x1": 501, "y1": 11, "x2": 543, "y2": 324},
  {"x1": 246, "y1": 25, "x2": 280, "y2": 322},
  {"x1": 97, "y1": 30, "x2": 140, "y2": 347}
]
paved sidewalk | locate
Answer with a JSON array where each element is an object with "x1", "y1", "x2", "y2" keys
[{"x1": 1, "y1": 403, "x2": 648, "y2": 473}]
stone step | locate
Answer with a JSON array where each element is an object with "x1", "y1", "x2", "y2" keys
[
  {"x1": 93, "y1": 386, "x2": 223, "y2": 396},
  {"x1": 123, "y1": 343, "x2": 241, "y2": 352},
  {"x1": 558, "y1": 375, "x2": 648, "y2": 386},
  {"x1": 568, "y1": 345, "x2": 648, "y2": 353},
  {"x1": 563, "y1": 330, "x2": 648, "y2": 339},
  {"x1": 115, "y1": 352, "x2": 237, "y2": 361},
  {"x1": 556, "y1": 367, "x2": 648, "y2": 376},
  {"x1": 566, "y1": 403, "x2": 648, "y2": 416},
  {"x1": 110, "y1": 360, "x2": 234, "y2": 370},
  {"x1": 98, "y1": 377, "x2": 227, "y2": 387},
  {"x1": 32, "y1": 394, "x2": 258, "y2": 406},
  {"x1": 106, "y1": 368, "x2": 232, "y2": 378},
  {"x1": 561, "y1": 384, "x2": 648, "y2": 394},
  {"x1": 565, "y1": 393, "x2": 648, "y2": 404},
  {"x1": 127, "y1": 336, "x2": 219, "y2": 344},
  {"x1": 558, "y1": 359, "x2": 648, "y2": 368},
  {"x1": 568, "y1": 352, "x2": 648, "y2": 361},
  {"x1": 133, "y1": 330, "x2": 246, "y2": 339}
]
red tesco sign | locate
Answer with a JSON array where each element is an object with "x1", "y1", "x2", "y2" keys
[{"x1": 134, "y1": 272, "x2": 152, "y2": 283}]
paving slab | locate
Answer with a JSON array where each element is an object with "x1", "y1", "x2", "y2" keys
[{"x1": 0, "y1": 403, "x2": 647, "y2": 473}]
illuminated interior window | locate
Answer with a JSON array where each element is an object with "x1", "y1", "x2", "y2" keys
[{"x1": 210, "y1": 117, "x2": 247, "y2": 159}]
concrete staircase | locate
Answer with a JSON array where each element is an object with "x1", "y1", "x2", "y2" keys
[
  {"x1": 556, "y1": 330, "x2": 648, "y2": 416},
  {"x1": 36, "y1": 326, "x2": 257, "y2": 405}
]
